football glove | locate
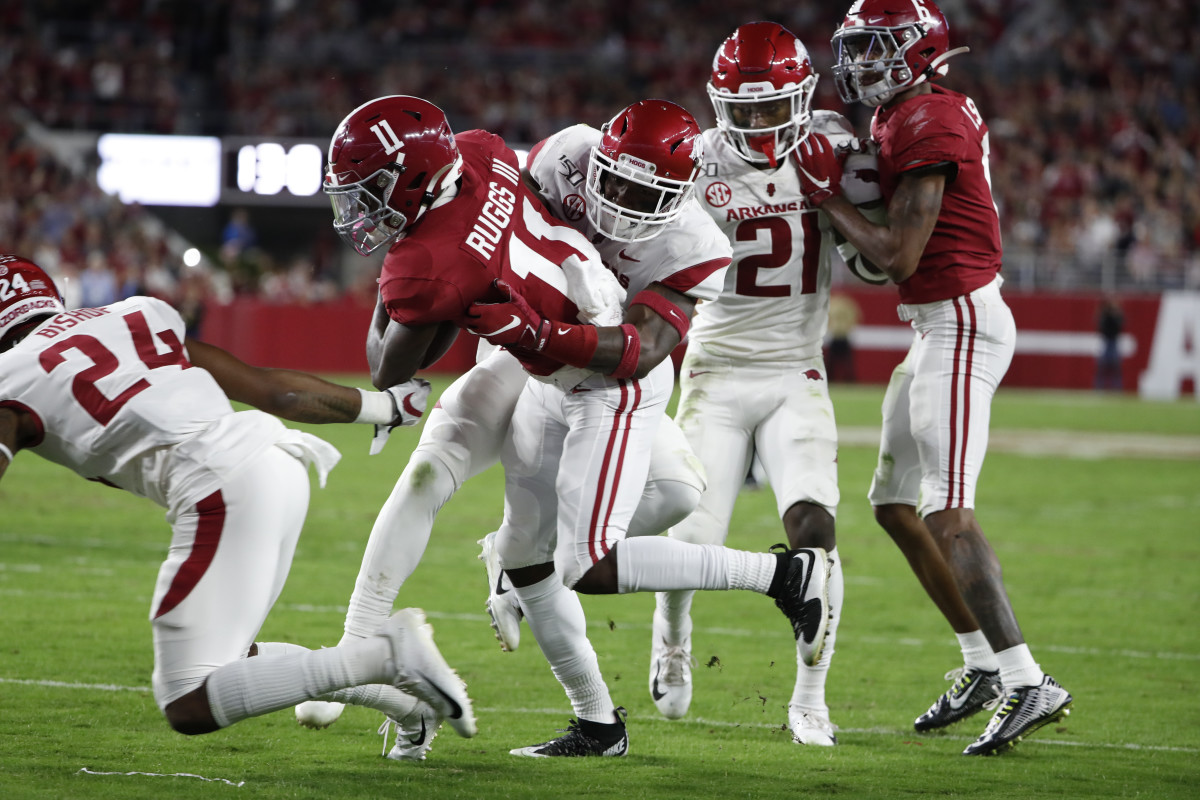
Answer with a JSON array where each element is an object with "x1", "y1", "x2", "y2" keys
[
  {"x1": 466, "y1": 279, "x2": 550, "y2": 351},
  {"x1": 795, "y1": 132, "x2": 843, "y2": 207},
  {"x1": 369, "y1": 378, "x2": 432, "y2": 455}
]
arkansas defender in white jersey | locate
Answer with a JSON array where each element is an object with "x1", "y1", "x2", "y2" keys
[
  {"x1": 464, "y1": 100, "x2": 832, "y2": 758},
  {"x1": 0, "y1": 255, "x2": 477, "y2": 743},
  {"x1": 802, "y1": 0, "x2": 1073, "y2": 756},
  {"x1": 645, "y1": 21, "x2": 886, "y2": 747}
]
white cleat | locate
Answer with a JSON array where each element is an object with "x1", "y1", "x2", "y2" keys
[
  {"x1": 295, "y1": 699, "x2": 346, "y2": 729},
  {"x1": 648, "y1": 610, "x2": 694, "y2": 719},
  {"x1": 789, "y1": 706, "x2": 838, "y2": 746},
  {"x1": 378, "y1": 608, "x2": 477, "y2": 738},
  {"x1": 478, "y1": 532, "x2": 523, "y2": 652},
  {"x1": 379, "y1": 701, "x2": 442, "y2": 761}
]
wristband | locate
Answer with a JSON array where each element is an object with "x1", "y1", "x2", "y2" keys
[
  {"x1": 630, "y1": 290, "x2": 690, "y2": 342},
  {"x1": 611, "y1": 323, "x2": 641, "y2": 379},
  {"x1": 539, "y1": 322, "x2": 600, "y2": 368},
  {"x1": 354, "y1": 387, "x2": 395, "y2": 424},
  {"x1": 0, "y1": 441, "x2": 13, "y2": 464}
]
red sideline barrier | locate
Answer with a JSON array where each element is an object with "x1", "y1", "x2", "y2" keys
[
  {"x1": 198, "y1": 288, "x2": 1192, "y2": 396},
  {"x1": 198, "y1": 297, "x2": 477, "y2": 374}
]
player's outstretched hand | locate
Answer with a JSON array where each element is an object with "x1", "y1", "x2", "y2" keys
[
  {"x1": 369, "y1": 378, "x2": 432, "y2": 455},
  {"x1": 466, "y1": 279, "x2": 551, "y2": 351},
  {"x1": 795, "y1": 132, "x2": 843, "y2": 207}
]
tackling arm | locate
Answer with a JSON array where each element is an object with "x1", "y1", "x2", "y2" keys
[
  {"x1": 185, "y1": 337, "x2": 428, "y2": 429},
  {"x1": 589, "y1": 284, "x2": 694, "y2": 379},
  {"x1": 467, "y1": 280, "x2": 694, "y2": 380}
]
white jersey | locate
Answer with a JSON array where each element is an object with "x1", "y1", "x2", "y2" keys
[
  {"x1": 691, "y1": 111, "x2": 863, "y2": 362},
  {"x1": 527, "y1": 124, "x2": 731, "y2": 303},
  {"x1": 0, "y1": 296, "x2": 305, "y2": 509}
]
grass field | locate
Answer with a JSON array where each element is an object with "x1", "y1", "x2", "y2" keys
[{"x1": 1, "y1": 380, "x2": 1198, "y2": 800}]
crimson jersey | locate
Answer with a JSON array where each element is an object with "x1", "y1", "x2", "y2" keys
[
  {"x1": 872, "y1": 85, "x2": 1002, "y2": 304},
  {"x1": 378, "y1": 130, "x2": 603, "y2": 377}
]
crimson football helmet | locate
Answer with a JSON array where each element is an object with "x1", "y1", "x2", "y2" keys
[
  {"x1": 831, "y1": 0, "x2": 969, "y2": 107},
  {"x1": 585, "y1": 100, "x2": 703, "y2": 242},
  {"x1": 707, "y1": 22, "x2": 818, "y2": 167},
  {"x1": 0, "y1": 255, "x2": 65, "y2": 349},
  {"x1": 325, "y1": 95, "x2": 464, "y2": 255}
]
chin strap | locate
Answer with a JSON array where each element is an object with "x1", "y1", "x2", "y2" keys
[{"x1": 926, "y1": 46, "x2": 971, "y2": 79}]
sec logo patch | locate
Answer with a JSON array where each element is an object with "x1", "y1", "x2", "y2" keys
[
  {"x1": 705, "y1": 182, "x2": 732, "y2": 208},
  {"x1": 562, "y1": 193, "x2": 586, "y2": 221}
]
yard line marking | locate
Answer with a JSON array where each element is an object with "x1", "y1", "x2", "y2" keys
[
  {"x1": 1, "y1": 677, "x2": 150, "y2": 692},
  {"x1": 79, "y1": 767, "x2": 245, "y2": 787}
]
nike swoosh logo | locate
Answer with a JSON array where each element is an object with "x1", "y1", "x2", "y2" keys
[
  {"x1": 416, "y1": 670, "x2": 464, "y2": 720},
  {"x1": 405, "y1": 717, "x2": 428, "y2": 746},
  {"x1": 791, "y1": 551, "x2": 817, "y2": 642},
  {"x1": 476, "y1": 315, "x2": 521, "y2": 338},
  {"x1": 618, "y1": 249, "x2": 641, "y2": 262},
  {"x1": 556, "y1": 327, "x2": 572, "y2": 335},
  {"x1": 651, "y1": 665, "x2": 667, "y2": 701},
  {"x1": 688, "y1": 370, "x2": 710, "y2": 378},
  {"x1": 948, "y1": 678, "x2": 985, "y2": 711},
  {"x1": 494, "y1": 571, "x2": 509, "y2": 596},
  {"x1": 798, "y1": 165, "x2": 830, "y2": 190}
]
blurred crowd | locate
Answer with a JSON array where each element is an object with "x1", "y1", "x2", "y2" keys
[{"x1": 2, "y1": 0, "x2": 1198, "y2": 306}]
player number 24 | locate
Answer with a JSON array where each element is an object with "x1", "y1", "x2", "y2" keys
[{"x1": 38, "y1": 310, "x2": 191, "y2": 425}]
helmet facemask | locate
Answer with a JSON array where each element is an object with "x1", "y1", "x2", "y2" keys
[
  {"x1": 326, "y1": 166, "x2": 407, "y2": 255},
  {"x1": 325, "y1": 155, "x2": 463, "y2": 255},
  {"x1": 833, "y1": 22, "x2": 953, "y2": 107},
  {"x1": 708, "y1": 74, "x2": 816, "y2": 167},
  {"x1": 585, "y1": 148, "x2": 698, "y2": 243}
]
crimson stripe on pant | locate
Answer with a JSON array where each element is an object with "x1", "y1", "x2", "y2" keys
[
  {"x1": 600, "y1": 379, "x2": 641, "y2": 556},
  {"x1": 945, "y1": 297, "x2": 977, "y2": 510},
  {"x1": 958, "y1": 296, "x2": 978, "y2": 507},
  {"x1": 946, "y1": 302, "x2": 964, "y2": 509},
  {"x1": 154, "y1": 489, "x2": 226, "y2": 618},
  {"x1": 587, "y1": 380, "x2": 638, "y2": 563}
]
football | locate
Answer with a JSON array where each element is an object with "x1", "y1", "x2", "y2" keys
[{"x1": 845, "y1": 251, "x2": 890, "y2": 285}]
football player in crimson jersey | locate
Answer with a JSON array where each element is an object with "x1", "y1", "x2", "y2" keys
[
  {"x1": 646, "y1": 20, "x2": 889, "y2": 748},
  {"x1": 0, "y1": 254, "x2": 478, "y2": 742},
  {"x1": 797, "y1": 0, "x2": 1073, "y2": 756},
  {"x1": 309, "y1": 95, "x2": 833, "y2": 758},
  {"x1": 298, "y1": 95, "x2": 717, "y2": 756}
]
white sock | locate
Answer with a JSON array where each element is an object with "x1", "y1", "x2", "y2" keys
[
  {"x1": 790, "y1": 547, "x2": 843, "y2": 712},
  {"x1": 614, "y1": 537, "x2": 777, "y2": 594},
  {"x1": 323, "y1": 684, "x2": 423, "y2": 720},
  {"x1": 206, "y1": 638, "x2": 390, "y2": 728},
  {"x1": 342, "y1": 452, "x2": 458, "y2": 639},
  {"x1": 996, "y1": 643, "x2": 1043, "y2": 689},
  {"x1": 515, "y1": 573, "x2": 614, "y2": 723},
  {"x1": 656, "y1": 589, "x2": 695, "y2": 645},
  {"x1": 254, "y1": 645, "x2": 422, "y2": 719},
  {"x1": 957, "y1": 630, "x2": 999, "y2": 671}
]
